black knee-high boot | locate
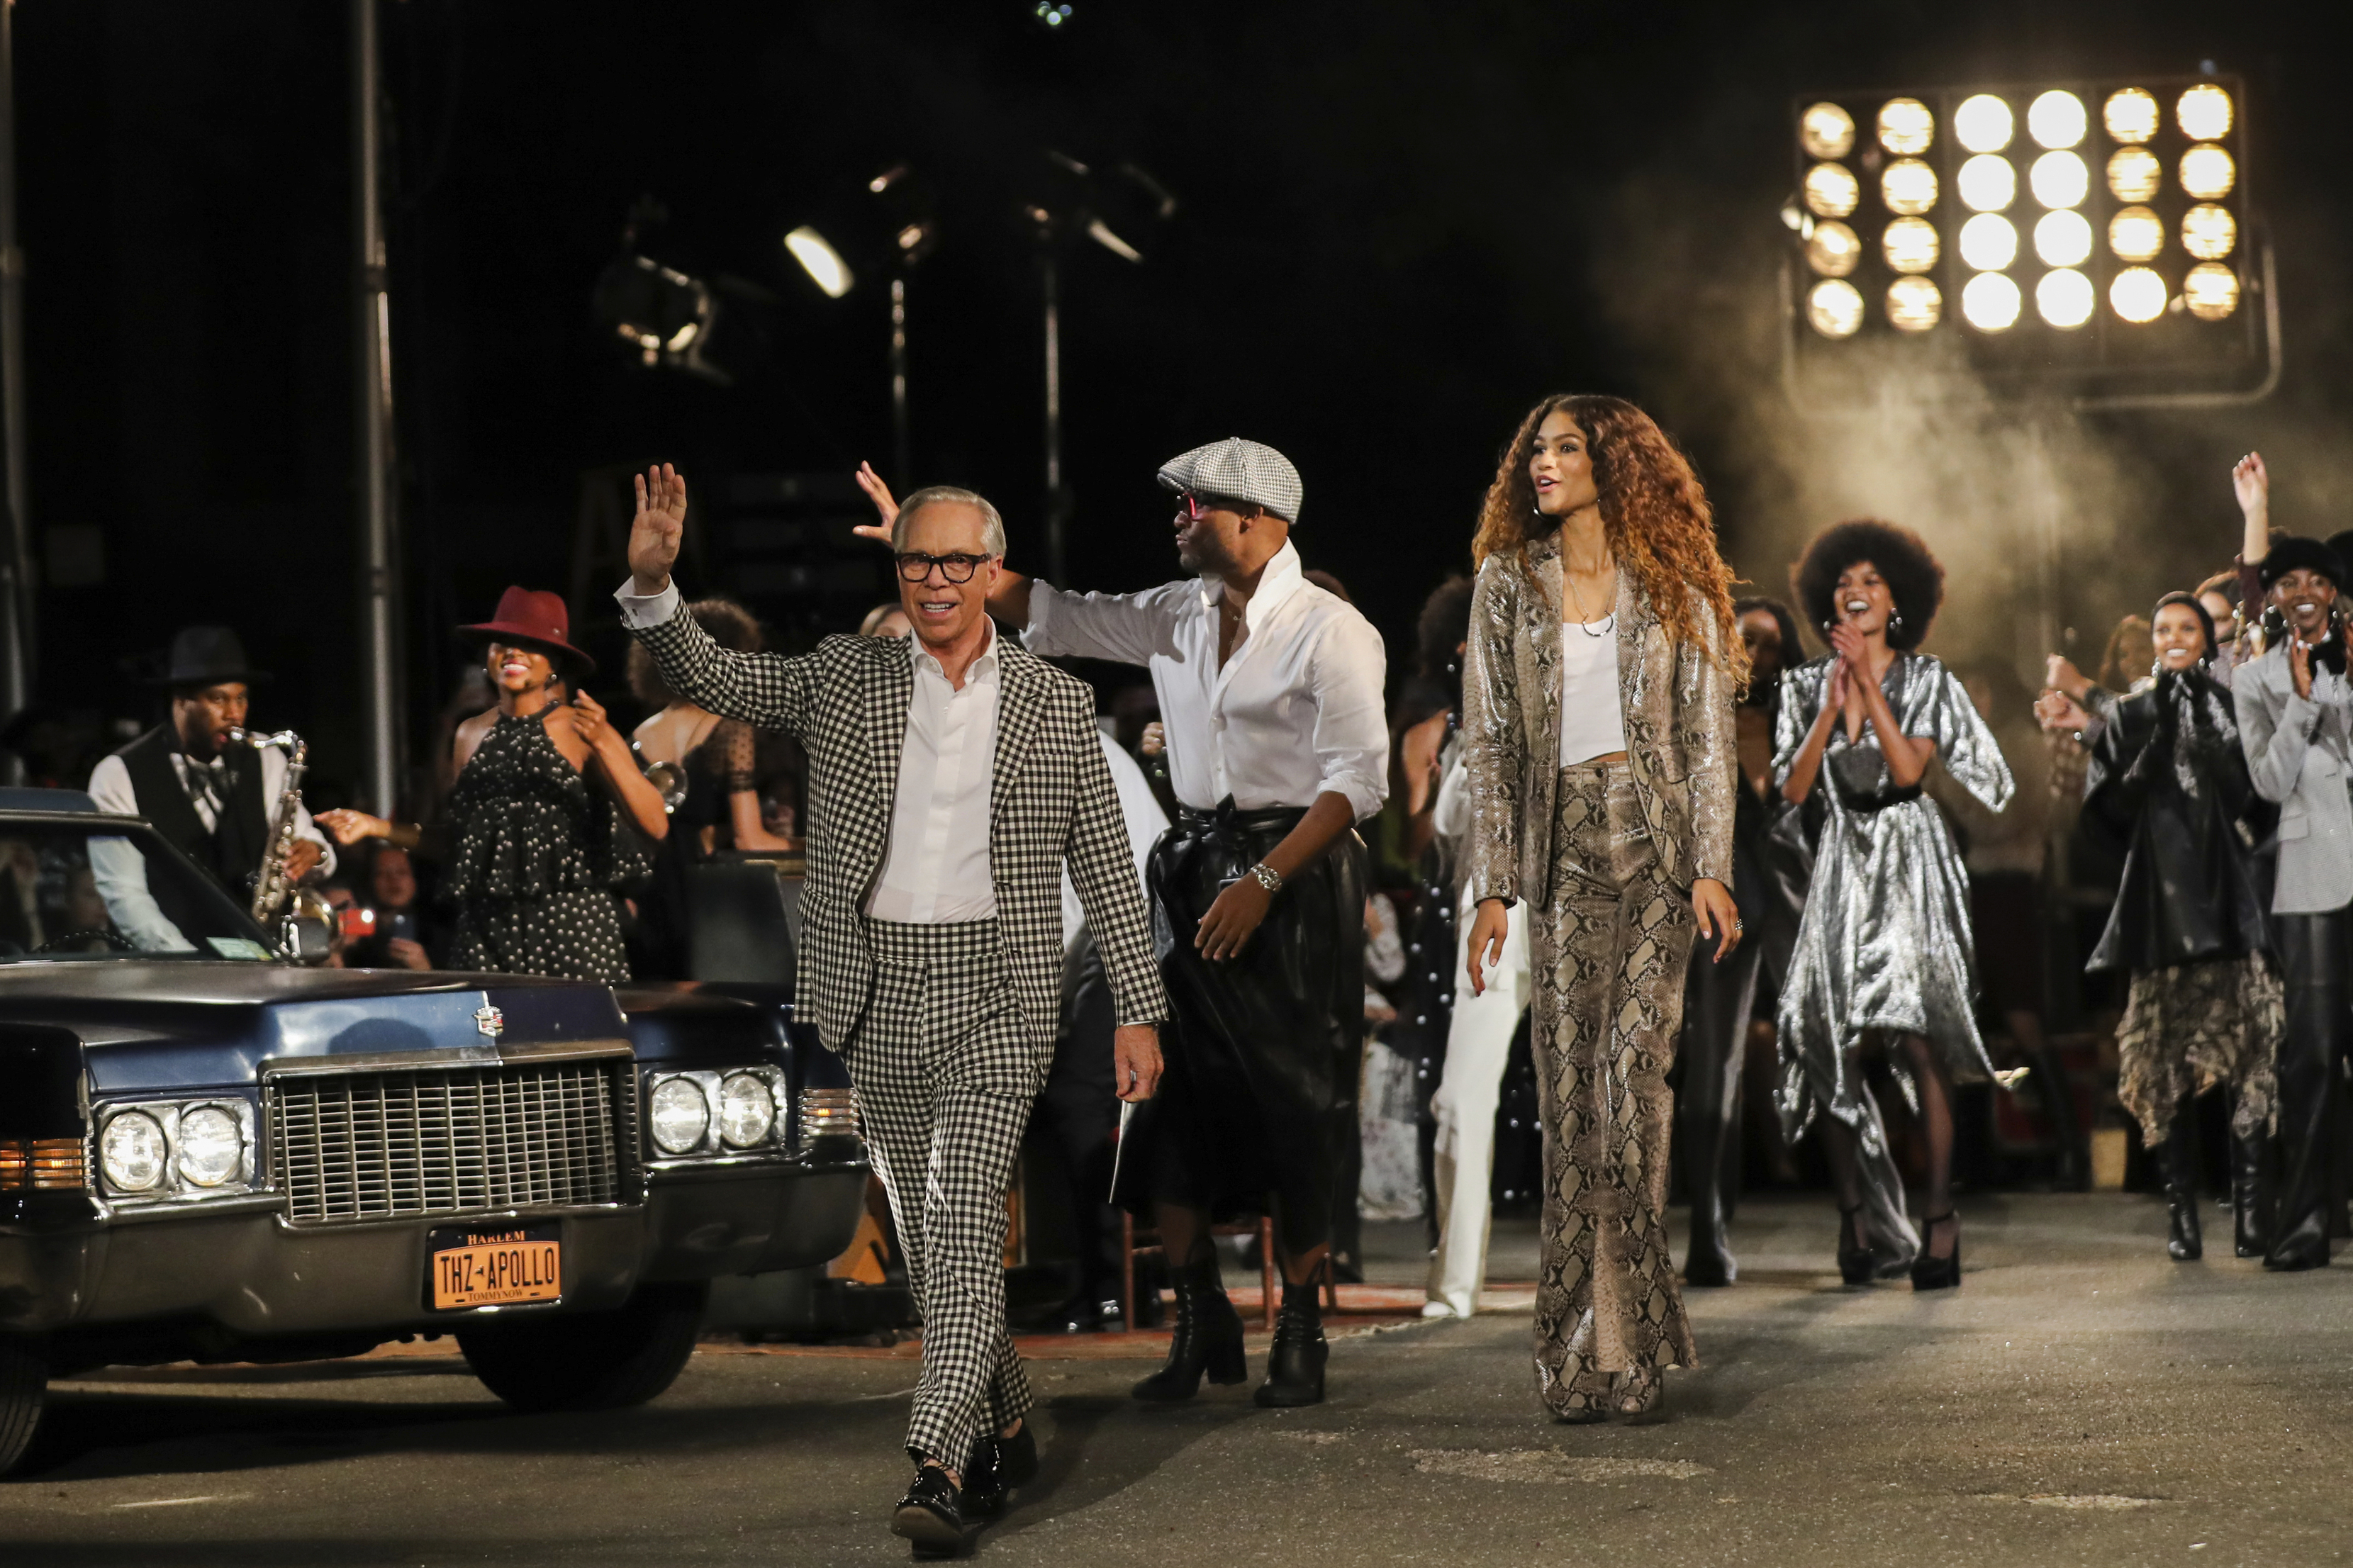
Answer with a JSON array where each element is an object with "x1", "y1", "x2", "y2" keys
[
  {"x1": 2163, "y1": 1111, "x2": 2203, "y2": 1261},
  {"x1": 2232, "y1": 1129, "x2": 2270, "y2": 1259}
]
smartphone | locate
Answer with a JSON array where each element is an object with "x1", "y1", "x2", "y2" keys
[{"x1": 382, "y1": 911, "x2": 416, "y2": 943}]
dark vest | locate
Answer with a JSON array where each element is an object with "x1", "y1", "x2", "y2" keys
[{"x1": 114, "y1": 725, "x2": 272, "y2": 900}]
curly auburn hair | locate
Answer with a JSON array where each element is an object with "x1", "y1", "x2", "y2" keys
[
  {"x1": 1789, "y1": 520, "x2": 1945, "y2": 652},
  {"x1": 1470, "y1": 393, "x2": 1743, "y2": 676},
  {"x1": 627, "y1": 598, "x2": 764, "y2": 707}
]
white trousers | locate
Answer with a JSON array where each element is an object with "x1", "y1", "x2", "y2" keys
[{"x1": 1426, "y1": 886, "x2": 1532, "y2": 1316}]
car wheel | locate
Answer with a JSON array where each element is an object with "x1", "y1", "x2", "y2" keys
[
  {"x1": 0, "y1": 1338, "x2": 45, "y2": 1476},
  {"x1": 458, "y1": 1281, "x2": 708, "y2": 1413}
]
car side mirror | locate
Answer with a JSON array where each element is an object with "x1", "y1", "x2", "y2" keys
[{"x1": 281, "y1": 912, "x2": 334, "y2": 965}]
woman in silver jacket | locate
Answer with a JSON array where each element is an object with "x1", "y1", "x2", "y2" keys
[{"x1": 1461, "y1": 393, "x2": 1741, "y2": 1423}]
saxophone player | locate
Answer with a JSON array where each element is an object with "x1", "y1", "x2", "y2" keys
[{"x1": 86, "y1": 627, "x2": 332, "y2": 948}]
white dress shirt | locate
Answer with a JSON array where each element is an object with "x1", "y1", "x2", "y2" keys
[
  {"x1": 1061, "y1": 729, "x2": 1168, "y2": 947},
  {"x1": 1023, "y1": 541, "x2": 1390, "y2": 820}
]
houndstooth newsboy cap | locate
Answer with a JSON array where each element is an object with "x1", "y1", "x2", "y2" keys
[{"x1": 1156, "y1": 437, "x2": 1303, "y2": 523}]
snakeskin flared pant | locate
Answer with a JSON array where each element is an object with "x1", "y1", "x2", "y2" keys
[{"x1": 1531, "y1": 760, "x2": 1700, "y2": 1416}]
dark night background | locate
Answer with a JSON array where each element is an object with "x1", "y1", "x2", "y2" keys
[{"x1": 9, "y1": 0, "x2": 2347, "y2": 805}]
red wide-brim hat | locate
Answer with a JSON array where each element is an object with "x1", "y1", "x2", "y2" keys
[{"x1": 458, "y1": 586, "x2": 597, "y2": 677}]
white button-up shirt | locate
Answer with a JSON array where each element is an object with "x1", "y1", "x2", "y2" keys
[
  {"x1": 868, "y1": 622, "x2": 1002, "y2": 924},
  {"x1": 1024, "y1": 541, "x2": 1390, "y2": 820}
]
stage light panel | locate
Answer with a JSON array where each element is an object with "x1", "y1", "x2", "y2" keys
[
  {"x1": 1958, "y1": 155, "x2": 2017, "y2": 213},
  {"x1": 1882, "y1": 158, "x2": 1938, "y2": 215},
  {"x1": 2034, "y1": 209, "x2": 2094, "y2": 268},
  {"x1": 2110, "y1": 267, "x2": 2167, "y2": 323},
  {"x1": 1801, "y1": 102, "x2": 1857, "y2": 159},
  {"x1": 2184, "y1": 262, "x2": 2240, "y2": 320},
  {"x1": 1958, "y1": 213, "x2": 2018, "y2": 271},
  {"x1": 2108, "y1": 206, "x2": 2165, "y2": 263},
  {"x1": 1882, "y1": 218, "x2": 1940, "y2": 274},
  {"x1": 2181, "y1": 203, "x2": 2237, "y2": 262},
  {"x1": 1806, "y1": 220, "x2": 1862, "y2": 277},
  {"x1": 784, "y1": 226, "x2": 853, "y2": 298},
  {"x1": 1878, "y1": 98, "x2": 1935, "y2": 154},
  {"x1": 1887, "y1": 276, "x2": 1943, "y2": 332},
  {"x1": 2181, "y1": 143, "x2": 2236, "y2": 201},
  {"x1": 2030, "y1": 150, "x2": 2089, "y2": 208},
  {"x1": 1808, "y1": 279, "x2": 1866, "y2": 337},
  {"x1": 1954, "y1": 95, "x2": 2014, "y2": 153},
  {"x1": 1962, "y1": 271, "x2": 2023, "y2": 332},
  {"x1": 2104, "y1": 88, "x2": 2160, "y2": 144},
  {"x1": 2108, "y1": 145, "x2": 2163, "y2": 203},
  {"x1": 2177, "y1": 84, "x2": 2233, "y2": 141},
  {"x1": 2037, "y1": 267, "x2": 2094, "y2": 329},
  {"x1": 2028, "y1": 90, "x2": 2088, "y2": 150},
  {"x1": 1804, "y1": 162, "x2": 1860, "y2": 219}
]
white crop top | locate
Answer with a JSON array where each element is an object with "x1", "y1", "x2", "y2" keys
[{"x1": 1558, "y1": 620, "x2": 1627, "y2": 765}]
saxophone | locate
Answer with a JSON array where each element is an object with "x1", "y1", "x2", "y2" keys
[{"x1": 225, "y1": 727, "x2": 313, "y2": 925}]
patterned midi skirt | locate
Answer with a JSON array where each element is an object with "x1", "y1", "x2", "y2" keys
[
  {"x1": 2116, "y1": 952, "x2": 2281, "y2": 1146},
  {"x1": 1531, "y1": 760, "x2": 1700, "y2": 1416}
]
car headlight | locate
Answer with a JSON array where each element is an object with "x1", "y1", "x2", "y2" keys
[
  {"x1": 718, "y1": 1073, "x2": 777, "y2": 1149},
  {"x1": 176, "y1": 1105, "x2": 245, "y2": 1188},
  {"x1": 649, "y1": 1077, "x2": 710, "y2": 1155},
  {"x1": 101, "y1": 1111, "x2": 169, "y2": 1193}
]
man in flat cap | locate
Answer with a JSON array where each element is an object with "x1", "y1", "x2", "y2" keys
[{"x1": 969, "y1": 437, "x2": 1390, "y2": 1409}]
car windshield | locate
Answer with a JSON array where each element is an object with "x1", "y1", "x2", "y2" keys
[{"x1": 0, "y1": 817, "x2": 276, "y2": 963}]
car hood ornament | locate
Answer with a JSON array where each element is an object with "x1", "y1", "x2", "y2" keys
[{"x1": 474, "y1": 1004, "x2": 505, "y2": 1040}]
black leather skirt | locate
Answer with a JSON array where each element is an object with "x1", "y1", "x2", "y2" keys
[{"x1": 1114, "y1": 799, "x2": 1366, "y2": 1254}]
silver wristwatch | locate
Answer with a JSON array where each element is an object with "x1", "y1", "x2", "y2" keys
[{"x1": 1246, "y1": 862, "x2": 1284, "y2": 893}]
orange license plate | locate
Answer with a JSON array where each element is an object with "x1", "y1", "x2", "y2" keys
[{"x1": 427, "y1": 1223, "x2": 561, "y2": 1310}]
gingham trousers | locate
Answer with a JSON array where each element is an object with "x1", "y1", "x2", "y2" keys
[{"x1": 851, "y1": 917, "x2": 1051, "y2": 1469}]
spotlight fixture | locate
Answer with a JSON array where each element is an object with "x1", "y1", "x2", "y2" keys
[
  {"x1": 2108, "y1": 206, "x2": 2165, "y2": 263},
  {"x1": 1887, "y1": 275, "x2": 1943, "y2": 332},
  {"x1": 1882, "y1": 159, "x2": 1938, "y2": 215},
  {"x1": 2036, "y1": 267, "x2": 2094, "y2": 329},
  {"x1": 1804, "y1": 162, "x2": 1860, "y2": 218},
  {"x1": 2180, "y1": 143, "x2": 2236, "y2": 201},
  {"x1": 2177, "y1": 84, "x2": 2233, "y2": 141},
  {"x1": 1806, "y1": 221, "x2": 1862, "y2": 277},
  {"x1": 2181, "y1": 203, "x2": 2237, "y2": 261},
  {"x1": 2030, "y1": 150, "x2": 2089, "y2": 209},
  {"x1": 2033, "y1": 208, "x2": 2094, "y2": 269},
  {"x1": 2103, "y1": 87, "x2": 2160, "y2": 144},
  {"x1": 1877, "y1": 98, "x2": 1935, "y2": 154},
  {"x1": 783, "y1": 164, "x2": 943, "y2": 482},
  {"x1": 1958, "y1": 213, "x2": 2019, "y2": 271},
  {"x1": 2110, "y1": 267, "x2": 2167, "y2": 323},
  {"x1": 1801, "y1": 101, "x2": 1856, "y2": 159},
  {"x1": 1961, "y1": 270, "x2": 2022, "y2": 332},
  {"x1": 2108, "y1": 145, "x2": 2163, "y2": 203},
  {"x1": 2184, "y1": 262, "x2": 2240, "y2": 320},
  {"x1": 1807, "y1": 279, "x2": 1865, "y2": 337},
  {"x1": 1882, "y1": 218, "x2": 1940, "y2": 274},
  {"x1": 1957, "y1": 155, "x2": 2018, "y2": 213},
  {"x1": 1953, "y1": 94, "x2": 2014, "y2": 154}
]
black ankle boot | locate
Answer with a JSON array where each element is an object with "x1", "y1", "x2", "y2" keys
[
  {"x1": 1683, "y1": 1188, "x2": 1738, "y2": 1287},
  {"x1": 2164, "y1": 1111, "x2": 2204, "y2": 1262},
  {"x1": 1254, "y1": 1281, "x2": 1328, "y2": 1408},
  {"x1": 2232, "y1": 1130, "x2": 2270, "y2": 1258},
  {"x1": 1835, "y1": 1204, "x2": 1874, "y2": 1286},
  {"x1": 1131, "y1": 1261, "x2": 1246, "y2": 1402}
]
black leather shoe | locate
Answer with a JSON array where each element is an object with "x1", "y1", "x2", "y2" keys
[
  {"x1": 1910, "y1": 1211, "x2": 1961, "y2": 1292},
  {"x1": 1046, "y1": 1294, "x2": 1119, "y2": 1334},
  {"x1": 1132, "y1": 1262, "x2": 1246, "y2": 1402},
  {"x1": 1253, "y1": 1296, "x2": 1329, "y2": 1409},
  {"x1": 1836, "y1": 1204, "x2": 1874, "y2": 1287},
  {"x1": 890, "y1": 1463, "x2": 968, "y2": 1557},
  {"x1": 961, "y1": 1421, "x2": 1038, "y2": 1521}
]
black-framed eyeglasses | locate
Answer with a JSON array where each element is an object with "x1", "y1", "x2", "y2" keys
[{"x1": 895, "y1": 551, "x2": 991, "y2": 583}]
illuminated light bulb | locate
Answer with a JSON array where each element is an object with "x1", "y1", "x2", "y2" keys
[
  {"x1": 1962, "y1": 271, "x2": 2023, "y2": 332},
  {"x1": 2104, "y1": 88, "x2": 2160, "y2": 145},
  {"x1": 1807, "y1": 279, "x2": 1866, "y2": 338},
  {"x1": 2108, "y1": 145, "x2": 2162, "y2": 202},
  {"x1": 2037, "y1": 267, "x2": 2095, "y2": 329},
  {"x1": 1958, "y1": 213, "x2": 2018, "y2": 271},
  {"x1": 2181, "y1": 203, "x2": 2238, "y2": 262},
  {"x1": 2033, "y1": 208, "x2": 2094, "y2": 268},
  {"x1": 1953, "y1": 95, "x2": 2014, "y2": 154},
  {"x1": 1877, "y1": 97, "x2": 1935, "y2": 155},
  {"x1": 1801, "y1": 102, "x2": 1857, "y2": 160},
  {"x1": 1882, "y1": 158, "x2": 1938, "y2": 216},
  {"x1": 2030, "y1": 150, "x2": 2089, "y2": 208},
  {"x1": 2110, "y1": 267, "x2": 2168, "y2": 324},
  {"x1": 1806, "y1": 220, "x2": 1862, "y2": 278},
  {"x1": 2108, "y1": 206, "x2": 2165, "y2": 264},
  {"x1": 1957, "y1": 155, "x2": 2018, "y2": 213},
  {"x1": 1882, "y1": 217, "x2": 1940, "y2": 274},
  {"x1": 1887, "y1": 276, "x2": 1943, "y2": 332},
  {"x1": 1804, "y1": 162, "x2": 1860, "y2": 219},
  {"x1": 2184, "y1": 262, "x2": 2240, "y2": 320},
  {"x1": 2177, "y1": 84, "x2": 2234, "y2": 142},
  {"x1": 2028, "y1": 89, "x2": 2088, "y2": 150},
  {"x1": 2181, "y1": 143, "x2": 2236, "y2": 201}
]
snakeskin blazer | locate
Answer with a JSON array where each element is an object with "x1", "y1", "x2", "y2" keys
[
  {"x1": 631, "y1": 611, "x2": 1167, "y2": 1054},
  {"x1": 1460, "y1": 528, "x2": 1738, "y2": 909}
]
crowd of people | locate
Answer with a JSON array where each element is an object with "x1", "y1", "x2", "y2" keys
[{"x1": 26, "y1": 393, "x2": 2337, "y2": 1553}]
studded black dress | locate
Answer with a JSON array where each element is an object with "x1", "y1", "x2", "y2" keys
[{"x1": 445, "y1": 711, "x2": 648, "y2": 982}]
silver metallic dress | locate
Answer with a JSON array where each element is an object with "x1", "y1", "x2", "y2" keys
[{"x1": 1772, "y1": 654, "x2": 2015, "y2": 1144}]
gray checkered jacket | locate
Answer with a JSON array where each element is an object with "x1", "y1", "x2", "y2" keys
[{"x1": 630, "y1": 609, "x2": 1167, "y2": 1052}]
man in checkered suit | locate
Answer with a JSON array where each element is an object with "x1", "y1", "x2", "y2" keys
[{"x1": 616, "y1": 464, "x2": 1166, "y2": 1554}]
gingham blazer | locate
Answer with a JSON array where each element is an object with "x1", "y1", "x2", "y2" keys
[{"x1": 630, "y1": 608, "x2": 1167, "y2": 1053}]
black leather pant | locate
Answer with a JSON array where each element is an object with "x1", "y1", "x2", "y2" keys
[
  {"x1": 1038, "y1": 926, "x2": 1122, "y2": 1304},
  {"x1": 2270, "y1": 909, "x2": 2351, "y2": 1267}
]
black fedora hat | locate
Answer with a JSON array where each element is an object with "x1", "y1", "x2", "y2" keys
[{"x1": 143, "y1": 626, "x2": 272, "y2": 688}]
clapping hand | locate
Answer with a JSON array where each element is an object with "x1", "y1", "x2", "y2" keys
[
  {"x1": 852, "y1": 461, "x2": 898, "y2": 546},
  {"x1": 627, "y1": 464, "x2": 688, "y2": 595},
  {"x1": 2291, "y1": 631, "x2": 2314, "y2": 700},
  {"x1": 2033, "y1": 689, "x2": 2091, "y2": 735}
]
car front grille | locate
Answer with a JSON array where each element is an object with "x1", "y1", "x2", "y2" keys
[{"x1": 269, "y1": 1057, "x2": 634, "y2": 1226}]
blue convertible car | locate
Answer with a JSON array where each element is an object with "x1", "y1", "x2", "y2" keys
[{"x1": 0, "y1": 788, "x2": 864, "y2": 1472}]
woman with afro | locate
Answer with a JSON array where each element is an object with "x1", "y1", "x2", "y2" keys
[
  {"x1": 1775, "y1": 520, "x2": 2013, "y2": 1291},
  {"x1": 1460, "y1": 394, "x2": 1742, "y2": 1421}
]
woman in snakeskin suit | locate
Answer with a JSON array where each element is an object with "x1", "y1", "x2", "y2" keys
[{"x1": 1460, "y1": 395, "x2": 1742, "y2": 1423}]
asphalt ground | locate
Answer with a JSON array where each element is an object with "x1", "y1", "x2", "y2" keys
[{"x1": 6, "y1": 1192, "x2": 2351, "y2": 1567}]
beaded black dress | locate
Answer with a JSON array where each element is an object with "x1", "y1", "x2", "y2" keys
[{"x1": 446, "y1": 712, "x2": 648, "y2": 982}]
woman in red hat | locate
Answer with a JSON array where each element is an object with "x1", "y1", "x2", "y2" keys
[{"x1": 320, "y1": 587, "x2": 667, "y2": 982}]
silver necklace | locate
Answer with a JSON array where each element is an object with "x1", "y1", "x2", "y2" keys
[{"x1": 1564, "y1": 564, "x2": 1615, "y2": 637}]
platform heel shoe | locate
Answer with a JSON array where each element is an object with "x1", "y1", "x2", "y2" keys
[
  {"x1": 1836, "y1": 1204, "x2": 1874, "y2": 1286},
  {"x1": 1254, "y1": 1281, "x2": 1329, "y2": 1408},
  {"x1": 1131, "y1": 1261, "x2": 1246, "y2": 1402},
  {"x1": 2163, "y1": 1112, "x2": 2203, "y2": 1262},
  {"x1": 1909, "y1": 1212, "x2": 1961, "y2": 1291}
]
